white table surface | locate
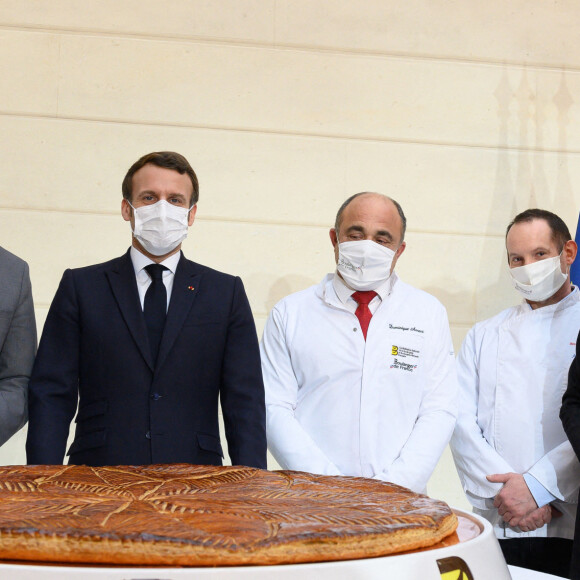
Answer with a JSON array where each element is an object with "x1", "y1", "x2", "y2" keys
[{"x1": 508, "y1": 565, "x2": 567, "y2": 579}]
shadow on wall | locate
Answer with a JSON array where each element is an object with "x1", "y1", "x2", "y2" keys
[
  {"x1": 478, "y1": 66, "x2": 574, "y2": 324},
  {"x1": 476, "y1": 64, "x2": 519, "y2": 322},
  {"x1": 417, "y1": 68, "x2": 575, "y2": 340}
]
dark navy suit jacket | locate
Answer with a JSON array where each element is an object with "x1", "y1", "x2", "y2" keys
[
  {"x1": 26, "y1": 250, "x2": 267, "y2": 468},
  {"x1": 561, "y1": 331, "x2": 580, "y2": 579}
]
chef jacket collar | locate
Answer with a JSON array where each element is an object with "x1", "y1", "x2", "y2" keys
[{"x1": 331, "y1": 270, "x2": 396, "y2": 307}]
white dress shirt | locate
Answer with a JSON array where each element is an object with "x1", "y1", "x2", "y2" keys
[
  {"x1": 130, "y1": 246, "x2": 181, "y2": 311},
  {"x1": 261, "y1": 271, "x2": 458, "y2": 493}
]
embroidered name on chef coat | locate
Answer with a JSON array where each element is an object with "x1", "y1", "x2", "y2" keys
[{"x1": 390, "y1": 357, "x2": 418, "y2": 372}]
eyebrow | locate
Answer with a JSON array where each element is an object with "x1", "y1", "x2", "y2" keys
[
  {"x1": 508, "y1": 246, "x2": 553, "y2": 259},
  {"x1": 375, "y1": 229, "x2": 394, "y2": 242},
  {"x1": 137, "y1": 190, "x2": 187, "y2": 199},
  {"x1": 345, "y1": 225, "x2": 394, "y2": 241},
  {"x1": 509, "y1": 246, "x2": 551, "y2": 255}
]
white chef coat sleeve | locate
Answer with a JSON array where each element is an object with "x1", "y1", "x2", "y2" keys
[
  {"x1": 526, "y1": 439, "x2": 580, "y2": 503},
  {"x1": 374, "y1": 305, "x2": 458, "y2": 493},
  {"x1": 450, "y1": 325, "x2": 514, "y2": 509},
  {"x1": 260, "y1": 304, "x2": 342, "y2": 476}
]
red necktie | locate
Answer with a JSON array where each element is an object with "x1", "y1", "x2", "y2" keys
[{"x1": 352, "y1": 290, "x2": 377, "y2": 340}]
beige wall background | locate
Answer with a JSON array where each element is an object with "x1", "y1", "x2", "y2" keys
[{"x1": 1, "y1": 1, "x2": 580, "y2": 511}]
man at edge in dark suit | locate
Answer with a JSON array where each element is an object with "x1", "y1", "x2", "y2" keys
[
  {"x1": 561, "y1": 333, "x2": 580, "y2": 579},
  {"x1": 26, "y1": 151, "x2": 267, "y2": 469}
]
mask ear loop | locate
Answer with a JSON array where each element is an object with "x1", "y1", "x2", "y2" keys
[{"x1": 559, "y1": 248, "x2": 570, "y2": 277}]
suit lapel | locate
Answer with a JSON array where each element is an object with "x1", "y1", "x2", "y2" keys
[
  {"x1": 156, "y1": 255, "x2": 202, "y2": 371},
  {"x1": 106, "y1": 250, "x2": 154, "y2": 371}
]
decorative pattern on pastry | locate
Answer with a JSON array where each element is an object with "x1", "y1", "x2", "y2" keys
[{"x1": 0, "y1": 464, "x2": 458, "y2": 566}]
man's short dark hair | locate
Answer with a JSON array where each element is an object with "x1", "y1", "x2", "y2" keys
[
  {"x1": 506, "y1": 208, "x2": 571, "y2": 252},
  {"x1": 122, "y1": 151, "x2": 199, "y2": 207},
  {"x1": 334, "y1": 192, "x2": 407, "y2": 242}
]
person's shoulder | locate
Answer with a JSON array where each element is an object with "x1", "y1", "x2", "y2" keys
[
  {"x1": 259, "y1": 282, "x2": 320, "y2": 325},
  {"x1": 179, "y1": 256, "x2": 241, "y2": 284},
  {"x1": 393, "y1": 277, "x2": 447, "y2": 312},
  {"x1": 66, "y1": 254, "x2": 129, "y2": 277},
  {"x1": 181, "y1": 257, "x2": 229, "y2": 277},
  {"x1": 273, "y1": 282, "x2": 320, "y2": 310},
  {"x1": 468, "y1": 304, "x2": 519, "y2": 337},
  {"x1": 0, "y1": 245, "x2": 27, "y2": 272}
]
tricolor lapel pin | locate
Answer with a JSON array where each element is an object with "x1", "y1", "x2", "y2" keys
[{"x1": 188, "y1": 286, "x2": 195, "y2": 291}]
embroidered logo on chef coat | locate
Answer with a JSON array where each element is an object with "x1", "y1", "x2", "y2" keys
[
  {"x1": 391, "y1": 345, "x2": 420, "y2": 359},
  {"x1": 390, "y1": 344, "x2": 420, "y2": 372}
]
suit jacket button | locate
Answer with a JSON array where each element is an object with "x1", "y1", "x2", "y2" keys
[
  {"x1": 152, "y1": 393, "x2": 161, "y2": 401},
  {"x1": 146, "y1": 431, "x2": 151, "y2": 439}
]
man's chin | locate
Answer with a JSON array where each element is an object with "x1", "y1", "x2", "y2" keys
[{"x1": 132, "y1": 238, "x2": 181, "y2": 262}]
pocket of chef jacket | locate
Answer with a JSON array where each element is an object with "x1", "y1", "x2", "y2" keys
[
  {"x1": 387, "y1": 331, "x2": 425, "y2": 375},
  {"x1": 66, "y1": 399, "x2": 108, "y2": 455}
]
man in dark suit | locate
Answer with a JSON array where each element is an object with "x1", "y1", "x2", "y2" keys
[
  {"x1": 561, "y1": 332, "x2": 580, "y2": 579},
  {"x1": 26, "y1": 151, "x2": 266, "y2": 468}
]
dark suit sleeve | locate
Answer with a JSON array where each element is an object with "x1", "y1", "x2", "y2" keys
[
  {"x1": 561, "y1": 330, "x2": 580, "y2": 460},
  {"x1": 0, "y1": 261, "x2": 36, "y2": 446},
  {"x1": 219, "y1": 276, "x2": 267, "y2": 469},
  {"x1": 26, "y1": 270, "x2": 80, "y2": 464}
]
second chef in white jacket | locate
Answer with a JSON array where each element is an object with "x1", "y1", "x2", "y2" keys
[
  {"x1": 261, "y1": 192, "x2": 458, "y2": 494},
  {"x1": 450, "y1": 208, "x2": 580, "y2": 578}
]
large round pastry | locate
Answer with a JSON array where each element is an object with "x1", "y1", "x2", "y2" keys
[{"x1": 0, "y1": 464, "x2": 457, "y2": 566}]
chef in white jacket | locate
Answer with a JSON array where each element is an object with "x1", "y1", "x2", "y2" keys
[
  {"x1": 450, "y1": 208, "x2": 580, "y2": 578},
  {"x1": 261, "y1": 192, "x2": 458, "y2": 493}
]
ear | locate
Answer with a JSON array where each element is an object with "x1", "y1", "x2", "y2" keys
[
  {"x1": 188, "y1": 204, "x2": 197, "y2": 227},
  {"x1": 329, "y1": 228, "x2": 338, "y2": 248},
  {"x1": 390, "y1": 241, "x2": 406, "y2": 272},
  {"x1": 121, "y1": 199, "x2": 132, "y2": 222},
  {"x1": 395, "y1": 241, "x2": 406, "y2": 259},
  {"x1": 564, "y1": 239, "x2": 578, "y2": 266}
]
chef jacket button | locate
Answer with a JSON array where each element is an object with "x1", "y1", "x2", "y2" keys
[{"x1": 146, "y1": 431, "x2": 151, "y2": 439}]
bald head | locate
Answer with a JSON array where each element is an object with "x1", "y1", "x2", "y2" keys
[{"x1": 334, "y1": 192, "x2": 406, "y2": 243}]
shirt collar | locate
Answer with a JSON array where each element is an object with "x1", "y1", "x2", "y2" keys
[
  {"x1": 332, "y1": 271, "x2": 395, "y2": 306},
  {"x1": 130, "y1": 246, "x2": 181, "y2": 276}
]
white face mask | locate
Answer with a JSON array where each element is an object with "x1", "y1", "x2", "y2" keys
[
  {"x1": 129, "y1": 200, "x2": 191, "y2": 256},
  {"x1": 509, "y1": 253, "x2": 568, "y2": 302},
  {"x1": 337, "y1": 240, "x2": 396, "y2": 291}
]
